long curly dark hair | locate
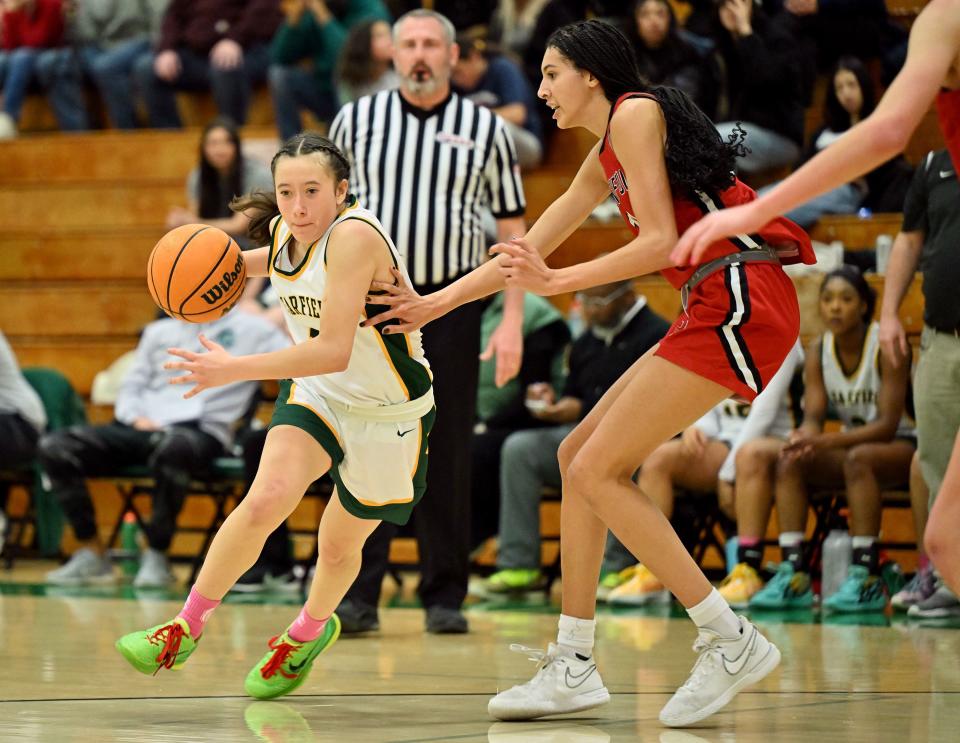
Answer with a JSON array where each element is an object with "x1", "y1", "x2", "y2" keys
[
  {"x1": 546, "y1": 19, "x2": 747, "y2": 198},
  {"x1": 230, "y1": 132, "x2": 351, "y2": 245}
]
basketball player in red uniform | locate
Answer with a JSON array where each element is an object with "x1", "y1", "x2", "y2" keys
[
  {"x1": 367, "y1": 19, "x2": 813, "y2": 727},
  {"x1": 673, "y1": 0, "x2": 960, "y2": 602}
]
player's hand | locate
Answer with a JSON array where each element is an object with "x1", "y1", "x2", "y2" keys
[
  {"x1": 781, "y1": 429, "x2": 818, "y2": 462},
  {"x1": 166, "y1": 206, "x2": 195, "y2": 229},
  {"x1": 481, "y1": 316, "x2": 523, "y2": 387},
  {"x1": 489, "y1": 238, "x2": 558, "y2": 295},
  {"x1": 681, "y1": 425, "x2": 708, "y2": 457},
  {"x1": 210, "y1": 39, "x2": 243, "y2": 70},
  {"x1": 165, "y1": 334, "x2": 237, "y2": 399},
  {"x1": 671, "y1": 201, "x2": 767, "y2": 267},
  {"x1": 879, "y1": 314, "x2": 910, "y2": 368},
  {"x1": 362, "y1": 267, "x2": 440, "y2": 334},
  {"x1": 131, "y1": 417, "x2": 161, "y2": 431},
  {"x1": 785, "y1": 0, "x2": 818, "y2": 16},
  {"x1": 154, "y1": 50, "x2": 181, "y2": 82}
]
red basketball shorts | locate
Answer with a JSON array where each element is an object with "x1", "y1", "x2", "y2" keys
[{"x1": 655, "y1": 261, "x2": 799, "y2": 402}]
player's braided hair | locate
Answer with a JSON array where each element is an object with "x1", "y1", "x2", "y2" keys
[
  {"x1": 230, "y1": 133, "x2": 352, "y2": 244},
  {"x1": 546, "y1": 19, "x2": 749, "y2": 199}
]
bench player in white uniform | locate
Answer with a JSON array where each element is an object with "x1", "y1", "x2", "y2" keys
[
  {"x1": 116, "y1": 133, "x2": 435, "y2": 700},
  {"x1": 761, "y1": 266, "x2": 914, "y2": 613}
]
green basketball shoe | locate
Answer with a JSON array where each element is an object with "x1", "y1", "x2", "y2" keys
[
  {"x1": 115, "y1": 617, "x2": 199, "y2": 675},
  {"x1": 244, "y1": 614, "x2": 341, "y2": 700},
  {"x1": 748, "y1": 562, "x2": 814, "y2": 610},
  {"x1": 823, "y1": 564, "x2": 888, "y2": 613}
]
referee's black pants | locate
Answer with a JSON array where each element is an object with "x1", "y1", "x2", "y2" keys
[{"x1": 342, "y1": 300, "x2": 481, "y2": 613}]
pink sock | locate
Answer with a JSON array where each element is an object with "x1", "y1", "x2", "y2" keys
[
  {"x1": 739, "y1": 536, "x2": 761, "y2": 547},
  {"x1": 919, "y1": 553, "x2": 931, "y2": 572},
  {"x1": 177, "y1": 586, "x2": 221, "y2": 638},
  {"x1": 288, "y1": 606, "x2": 329, "y2": 642}
]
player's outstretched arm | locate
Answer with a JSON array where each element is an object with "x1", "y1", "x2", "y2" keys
[
  {"x1": 242, "y1": 247, "x2": 270, "y2": 278},
  {"x1": 168, "y1": 221, "x2": 379, "y2": 396},
  {"x1": 671, "y1": 0, "x2": 960, "y2": 266}
]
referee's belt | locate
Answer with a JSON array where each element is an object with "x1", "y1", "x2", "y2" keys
[
  {"x1": 680, "y1": 246, "x2": 780, "y2": 312},
  {"x1": 327, "y1": 388, "x2": 435, "y2": 423}
]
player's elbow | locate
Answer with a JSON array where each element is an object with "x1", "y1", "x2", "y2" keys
[
  {"x1": 326, "y1": 350, "x2": 351, "y2": 373},
  {"x1": 869, "y1": 114, "x2": 913, "y2": 159}
]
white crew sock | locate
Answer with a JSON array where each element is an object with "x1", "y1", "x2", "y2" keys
[
  {"x1": 686, "y1": 587, "x2": 742, "y2": 639},
  {"x1": 557, "y1": 614, "x2": 596, "y2": 658}
]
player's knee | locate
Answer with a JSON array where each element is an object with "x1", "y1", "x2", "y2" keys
[
  {"x1": 557, "y1": 432, "x2": 581, "y2": 474},
  {"x1": 317, "y1": 537, "x2": 354, "y2": 569},
  {"x1": 736, "y1": 443, "x2": 771, "y2": 477},
  {"x1": 842, "y1": 446, "x2": 874, "y2": 480},
  {"x1": 242, "y1": 478, "x2": 296, "y2": 527}
]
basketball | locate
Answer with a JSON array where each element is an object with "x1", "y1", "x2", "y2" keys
[{"x1": 147, "y1": 224, "x2": 246, "y2": 323}]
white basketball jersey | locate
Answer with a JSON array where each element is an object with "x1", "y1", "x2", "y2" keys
[
  {"x1": 268, "y1": 199, "x2": 431, "y2": 409},
  {"x1": 821, "y1": 321, "x2": 913, "y2": 435},
  {"x1": 716, "y1": 399, "x2": 751, "y2": 446}
]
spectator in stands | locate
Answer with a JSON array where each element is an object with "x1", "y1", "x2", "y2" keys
[
  {"x1": 471, "y1": 291, "x2": 570, "y2": 550},
  {"x1": 709, "y1": 0, "x2": 805, "y2": 177},
  {"x1": 627, "y1": 0, "x2": 712, "y2": 116},
  {"x1": 334, "y1": 18, "x2": 397, "y2": 104},
  {"x1": 0, "y1": 0, "x2": 64, "y2": 138},
  {"x1": 705, "y1": 340, "x2": 806, "y2": 607},
  {"x1": 0, "y1": 330, "x2": 47, "y2": 553},
  {"x1": 34, "y1": 0, "x2": 168, "y2": 131},
  {"x1": 606, "y1": 396, "x2": 768, "y2": 606},
  {"x1": 880, "y1": 148, "x2": 960, "y2": 619},
  {"x1": 133, "y1": 0, "x2": 281, "y2": 129},
  {"x1": 482, "y1": 279, "x2": 669, "y2": 595},
  {"x1": 751, "y1": 267, "x2": 914, "y2": 613},
  {"x1": 166, "y1": 117, "x2": 273, "y2": 248},
  {"x1": 782, "y1": 0, "x2": 907, "y2": 88},
  {"x1": 390, "y1": 0, "x2": 496, "y2": 30},
  {"x1": 41, "y1": 310, "x2": 288, "y2": 588},
  {"x1": 269, "y1": 0, "x2": 390, "y2": 141},
  {"x1": 452, "y1": 33, "x2": 543, "y2": 169},
  {"x1": 488, "y1": 0, "x2": 552, "y2": 60},
  {"x1": 759, "y1": 57, "x2": 912, "y2": 229}
]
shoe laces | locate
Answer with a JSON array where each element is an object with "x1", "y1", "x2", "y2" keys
[
  {"x1": 680, "y1": 636, "x2": 722, "y2": 693},
  {"x1": 260, "y1": 635, "x2": 302, "y2": 680},
  {"x1": 509, "y1": 643, "x2": 562, "y2": 684},
  {"x1": 147, "y1": 622, "x2": 185, "y2": 675}
]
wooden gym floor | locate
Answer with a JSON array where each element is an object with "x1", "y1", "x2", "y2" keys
[{"x1": 1, "y1": 561, "x2": 958, "y2": 743}]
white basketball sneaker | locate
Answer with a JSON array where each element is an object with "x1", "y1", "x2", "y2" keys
[
  {"x1": 488, "y1": 643, "x2": 611, "y2": 721},
  {"x1": 659, "y1": 616, "x2": 780, "y2": 727}
]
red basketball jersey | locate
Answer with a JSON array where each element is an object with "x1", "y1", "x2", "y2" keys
[
  {"x1": 597, "y1": 92, "x2": 814, "y2": 290},
  {"x1": 937, "y1": 88, "x2": 960, "y2": 174}
]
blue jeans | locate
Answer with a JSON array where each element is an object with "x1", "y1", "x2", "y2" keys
[
  {"x1": 83, "y1": 39, "x2": 151, "y2": 129},
  {"x1": 716, "y1": 121, "x2": 800, "y2": 174},
  {"x1": 34, "y1": 47, "x2": 89, "y2": 131},
  {"x1": 0, "y1": 47, "x2": 40, "y2": 121},
  {"x1": 133, "y1": 44, "x2": 270, "y2": 128},
  {"x1": 759, "y1": 181, "x2": 864, "y2": 229},
  {"x1": 268, "y1": 64, "x2": 337, "y2": 141}
]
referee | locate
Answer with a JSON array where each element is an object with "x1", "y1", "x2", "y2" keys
[{"x1": 330, "y1": 8, "x2": 527, "y2": 634}]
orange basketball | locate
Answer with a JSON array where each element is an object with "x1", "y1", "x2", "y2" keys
[{"x1": 147, "y1": 224, "x2": 246, "y2": 323}]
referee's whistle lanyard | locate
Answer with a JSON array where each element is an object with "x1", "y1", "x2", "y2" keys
[{"x1": 679, "y1": 246, "x2": 780, "y2": 314}]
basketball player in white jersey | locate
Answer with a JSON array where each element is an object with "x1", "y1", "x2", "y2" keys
[
  {"x1": 116, "y1": 133, "x2": 435, "y2": 700},
  {"x1": 767, "y1": 266, "x2": 914, "y2": 613}
]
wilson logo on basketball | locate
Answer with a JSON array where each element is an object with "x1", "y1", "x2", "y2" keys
[{"x1": 201, "y1": 254, "x2": 244, "y2": 305}]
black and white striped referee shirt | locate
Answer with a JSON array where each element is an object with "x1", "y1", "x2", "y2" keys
[{"x1": 330, "y1": 89, "x2": 526, "y2": 290}]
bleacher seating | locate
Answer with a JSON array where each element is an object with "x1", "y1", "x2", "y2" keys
[{"x1": 1, "y1": 41, "x2": 944, "y2": 573}]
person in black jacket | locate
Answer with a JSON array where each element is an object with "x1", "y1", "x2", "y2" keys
[{"x1": 709, "y1": 0, "x2": 805, "y2": 177}]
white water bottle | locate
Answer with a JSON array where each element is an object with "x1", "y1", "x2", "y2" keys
[
  {"x1": 821, "y1": 530, "x2": 852, "y2": 599},
  {"x1": 875, "y1": 234, "x2": 894, "y2": 275}
]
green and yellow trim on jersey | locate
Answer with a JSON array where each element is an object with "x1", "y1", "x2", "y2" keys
[{"x1": 269, "y1": 380, "x2": 345, "y2": 462}]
